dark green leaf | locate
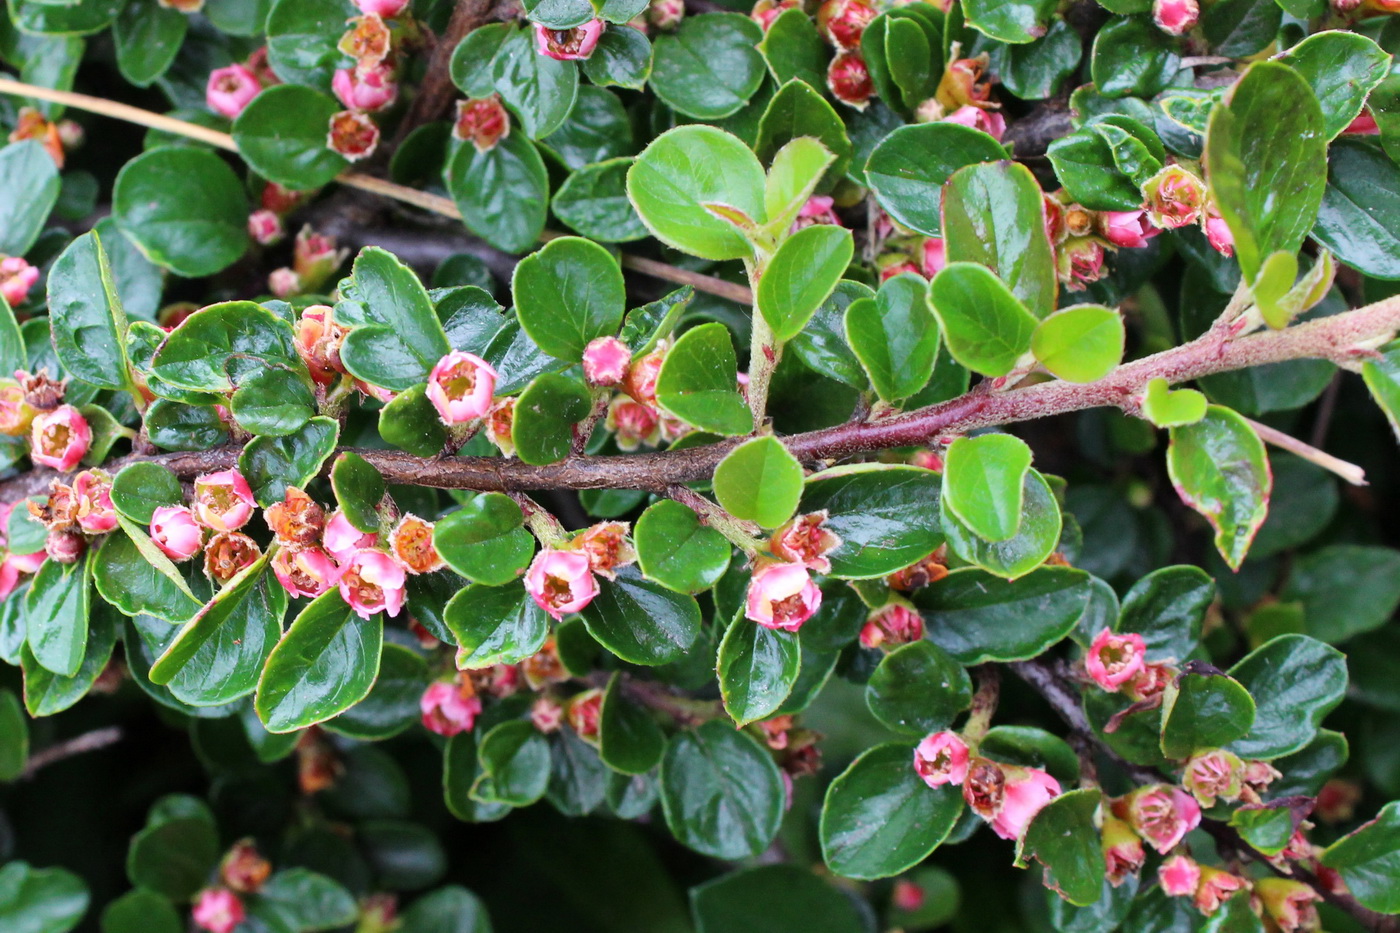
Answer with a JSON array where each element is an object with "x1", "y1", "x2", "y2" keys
[
  {"x1": 446, "y1": 582, "x2": 549, "y2": 668},
  {"x1": 717, "y1": 614, "x2": 801, "y2": 726},
  {"x1": 113, "y1": 147, "x2": 248, "y2": 278},
  {"x1": 1166, "y1": 405, "x2": 1271, "y2": 570},
  {"x1": 650, "y1": 14, "x2": 766, "y2": 120},
  {"x1": 915, "y1": 567, "x2": 1091, "y2": 664},
  {"x1": 580, "y1": 565, "x2": 702, "y2": 665},
  {"x1": 866, "y1": 123, "x2": 1006, "y2": 236},
  {"x1": 46, "y1": 230, "x2": 133, "y2": 391},
  {"x1": 866, "y1": 640, "x2": 972, "y2": 734},
  {"x1": 232, "y1": 85, "x2": 348, "y2": 189},
  {"x1": 1018, "y1": 788, "x2": 1105, "y2": 906},
  {"x1": 660, "y1": 721, "x2": 784, "y2": 859},
  {"x1": 691, "y1": 865, "x2": 870, "y2": 933},
  {"x1": 511, "y1": 372, "x2": 592, "y2": 465},
  {"x1": 239, "y1": 416, "x2": 340, "y2": 507},
  {"x1": 634, "y1": 499, "x2": 732, "y2": 594},
  {"x1": 1320, "y1": 800, "x2": 1400, "y2": 913},
  {"x1": 1159, "y1": 668, "x2": 1256, "y2": 760},
  {"x1": 24, "y1": 555, "x2": 90, "y2": 678},
  {"x1": 799, "y1": 464, "x2": 944, "y2": 578},
  {"x1": 599, "y1": 672, "x2": 666, "y2": 775},
  {"x1": 0, "y1": 141, "x2": 61, "y2": 256},
  {"x1": 444, "y1": 128, "x2": 550, "y2": 254}
]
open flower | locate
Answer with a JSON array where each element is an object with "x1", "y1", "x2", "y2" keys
[
  {"x1": 73, "y1": 470, "x2": 117, "y2": 535},
  {"x1": 194, "y1": 470, "x2": 255, "y2": 532},
  {"x1": 1100, "y1": 210, "x2": 1158, "y2": 249},
  {"x1": 1255, "y1": 878, "x2": 1321, "y2": 933},
  {"x1": 1182, "y1": 748, "x2": 1245, "y2": 807},
  {"x1": 325, "y1": 511, "x2": 377, "y2": 563},
  {"x1": 204, "y1": 532, "x2": 262, "y2": 584},
  {"x1": 860, "y1": 603, "x2": 924, "y2": 650},
  {"x1": 151, "y1": 506, "x2": 203, "y2": 562},
  {"x1": 0, "y1": 256, "x2": 40, "y2": 308},
  {"x1": 340, "y1": 549, "x2": 407, "y2": 619},
  {"x1": 332, "y1": 64, "x2": 398, "y2": 113},
  {"x1": 29, "y1": 405, "x2": 90, "y2": 471},
  {"x1": 427, "y1": 351, "x2": 498, "y2": 424},
  {"x1": 990, "y1": 766, "x2": 1060, "y2": 840},
  {"x1": 1158, "y1": 854, "x2": 1200, "y2": 897},
  {"x1": 272, "y1": 547, "x2": 340, "y2": 599},
  {"x1": 770, "y1": 511, "x2": 841, "y2": 574},
  {"x1": 390, "y1": 514, "x2": 445, "y2": 574},
  {"x1": 453, "y1": 96, "x2": 512, "y2": 153},
  {"x1": 582, "y1": 337, "x2": 632, "y2": 387},
  {"x1": 1144, "y1": 165, "x2": 1207, "y2": 230},
  {"x1": 1085, "y1": 628, "x2": 1147, "y2": 691},
  {"x1": 606, "y1": 396, "x2": 660, "y2": 451},
  {"x1": 534, "y1": 20, "x2": 605, "y2": 60},
  {"x1": 745, "y1": 561, "x2": 822, "y2": 632},
  {"x1": 913, "y1": 731, "x2": 969, "y2": 788},
  {"x1": 192, "y1": 888, "x2": 245, "y2": 933},
  {"x1": 206, "y1": 65, "x2": 260, "y2": 118},
  {"x1": 1121, "y1": 784, "x2": 1201, "y2": 854},
  {"x1": 355, "y1": 0, "x2": 409, "y2": 15},
  {"x1": 525, "y1": 549, "x2": 600, "y2": 620},
  {"x1": 420, "y1": 679, "x2": 482, "y2": 736},
  {"x1": 566, "y1": 688, "x2": 604, "y2": 740},
  {"x1": 327, "y1": 110, "x2": 380, "y2": 161},
  {"x1": 572, "y1": 522, "x2": 635, "y2": 580}
]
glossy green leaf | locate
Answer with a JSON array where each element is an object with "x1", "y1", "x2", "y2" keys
[
  {"x1": 1031, "y1": 305, "x2": 1125, "y2": 383},
  {"x1": 24, "y1": 555, "x2": 90, "y2": 678},
  {"x1": 331, "y1": 452, "x2": 385, "y2": 534},
  {"x1": 450, "y1": 24, "x2": 579, "y2": 139},
  {"x1": 379, "y1": 383, "x2": 449, "y2": 458},
  {"x1": 0, "y1": 141, "x2": 61, "y2": 256},
  {"x1": 151, "y1": 300, "x2": 301, "y2": 393},
  {"x1": 446, "y1": 582, "x2": 549, "y2": 669},
  {"x1": 654, "y1": 322, "x2": 752, "y2": 436},
  {"x1": 580, "y1": 26, "x2": 653, "y2": 89},
  {"x1": 942, "y1": 434, "x2": 1033, "y2": 543},
  {"x1": 599, "y1": 671, "x2": 666, "y2": 775},
  {"x1": 46, "y1": 230, "x2": 133, "y2": 392},
  {"x1": 866, "y1": 123, "x2": 1006, "y2": 236},
  {"x1": 1312, "y1": 138, "x2": 1400, "y2": 280},
  {"x1": 757, "y1": 224, "x2": 852, "y2": 343},
  {"x1": 232, "y1": 85, "x2": 348, "y2": 189},
  {"x1": 21, "y1": 601, "x2": 116, "y2": 717},
  {"x1": 866, "y1": 640, "x2": 972, "y2": 735},
  {"x1": 1166, "y1": 405, "x2": 1271, "y2": 570},
  {"x1": 660, "y1": 721, "x2": 784, "y2": 859},
  {"x1": 845, "y1": 273, "x2": 939, "y2": 403},
  {"x1": 755, "y1": 78, "x2": 853, "y2": 186},
  {"x1": 112, "y1": 0, "x2": 186, "y2": 86},
  {"x1": 1017, "y1": 788, "x2": 1105, "y2": 906},
  {"x1": 265, "y1": 0, "x2": 355, "y2": 89},
  {"x1": 511, "y1": 372, "x2": 592, "y2": 465},
  {"x1": 1228, "y1": 634, "x2": 1346, "y2": 759},
  {"x1": 513, "y1": 236, "x2": 625, "y2": 362},
  {"x1": 1046, "y1": 127, "x2": 1153, "y2": 212},
  {"x1": 1284, "y1": 544, "x2": 1400, "y2": 644},
  {"x1": 1159, "y1": 668, "x2": 1256, "y2": 760},
  {"x1": 963, "y1": 0, "x2": 1055, "y2": 43},
  {"x1": 399, "y1": 886, "x2": 493, "y2": 933},
  {"x1": 929, "y1": 262, "x2": 1037, "y2": 377},
  {"x1": 475, "y1": 720, "x2": 551, "y2": 806},
  {"x1": 634, "y1": 499, "x2": 732, "y2": 595},
  {"x1": 113, "y1": 147, "x2": 248, "y2": 278},
  {"x1": 763, "y1": 137, "x2": 836, "y2": 235},
  {"x1": 327, "y1": 643, "x2": 429, "y2": 741},
  {"x1": 0, "y1": 688, "x2": 28, "y2": 781},
  {"x1": 101, "y1": 888, "x2": 180, "y2": 933},
  {"x1": 1320, "y1": 800, "x2": 1400, "y2": 913},
  {"x1": 650, "y1": 14, "x2": 766, "y2": 120},
  {"x1": 1090, "y1": 15, "x2": 1179, "y2": 98},
  {"x1": 1117, "y1": 565, "x2": 1213, "y2": 661},
  {"x1": 125, "y1": 802, "x2": 218, "y2": 901},
  {"x1": 799, "y1": 464, "x2": 944, "y2": 578},
  {"x1": 580, "y1": 566, "x2": 702, "y2": 665},
  {"x1": 717, "y1": 614, "x2": 801, "y2": 726},
  {"x1": 916, "y1": 567, "x2": 1091, "y2": 664},
  {"x1": 239, "y1": 416, "x2": 339, "y2": 507},
  {"x1": 941, "y1": 468, "x2": 1061, "y2": 579},
  {"x1": 758, "y1": 9, "x2": 826, "y2": 90},
  {"x1": 229, "y1": 365, "x2": 315, "y2": 437},
  {"x1": 444, "y1": 128, "x2": 550, "y2": 254},
  {"x1": 713, "y1": 436, "x2": 805, "y2": 529},
  {"x1": 338, "y1": 247, "x2": 452, "y2": 390},
  {"x1": 1278, "y1": 31, "x2": 1391, "y2": 141},
  {"x1": 436, "y1": 494, "x2": 535, "y2": 586},
  {"x1": 92, "y1": 521, "x2": 201, "y2": 623},
  {"x1": 552, "y1": 158, "x2": 648, "y2": 242}
]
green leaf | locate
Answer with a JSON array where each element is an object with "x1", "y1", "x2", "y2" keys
[
  {"x1": 963, "y1": 0, "x2": 1055, "y2": 43},
  {"x1": 1229, "y1": 800, "x2": 1308, "y2": 857},
  {"x1": 929, "y1": 262, "x2": 1037, "y2": 377},
  {"x1": 660, "y1": 721, "x2": 784, "y2": 859},
  {"x1": 866, "y1": 640, "x2": 972, "y2": 735},
  {"x1": 229, "y1": 365, "x2": 315, "y2": 437},
  {"x1": 1166, "y1": 405, "x2": 1271, "y2": 570},
  {"x1": 1142, "y1": 377, "x2": 1207, "y2": 427},
  {"x1": 713, "y1": 436, "x2": 805, "y2": 529},
  {"x1": 634, "y1": 499, "x2": 732, "y2": 595},
  {"x1": 1320, "y1": 800, "x2": 1400, "y2": 913},
  {"x1": 866, "y1": 123, "x2": 1007, "y2": 236},
  {"x1": 113, "y1": 147, "x2": 248, "y2": 278},
  {"x1": 820, "y1": 743, "x2": 963, "y2": 880},
  {"x1": 46, "y1": 230, "x2": 133, "y2": 392},
  {"x1": 758, "y1": 9, "x2": 826, "y2": 90},
  {"x1": 0, "y1": 141, "x2": 61, "y2": 256},
  {"x1": 444, "y1": 731, "x2": 513, "y2": 823},
  {"x1": 915, "y1": 566, "x2": 1091, "y2": 664},
  {"x1": 446, "y1": 579, "x2": 549, "y2": 670},
  {"x1": 757, "y1": 225, "x2": 853, "y2": 343},
  {"x1": 101, "y1": 889, "x2": 180, "y2": 933},
  {"x1": 844, "y1": 273, "x2": 940, "y2": 403},
  {"x1": 691, "y1": 865, "x2": 871, "y2": 933},
  {"x1": 24, "y1": 555, "x2": 90, "y2": 678},
  {"x1": 942, "y1": 161, "x2": 1058, "y2": 318},
  {"x1": 475, "y1": 720, "x2": 551, "y2": 806},
  {"x1": 941, "y1": 468, "x2": 1062, "y2": 579},
  {"x1": 1090, "y1": 15, "x2": 1179, "y2": 98},
  {"x1": 1284, "y1": 544, "x2": 1400, "y2": 643},
  {"x1": 627, "y1": 124, "x2": 766, "y2": 261},
  {"x1": 1228, "y1": 634, "x2": 1346, "y2": 759},
  {"x1": 92, "y1": 521, "x2": 201, "y2": 623},
  {"x1": 379, "y1": 383, "x2": 449, "y2": 458},
  {"x1": 650, "y1": 14, "x2": 766, "y2": 120},
  {"x1": 331, "y1": 452, "x2": 385, "y2": 534},
  {"x1": 512, "y1": 236, "x2": 625, "y2": 362},
  {"x1": 599, "y1": 671, "x2": 666, "y2": 775},
  {"x1": 799, "y1": 464, "x2": 945, "y2": 578},
  {"x1": 232, "y1": 85, "x2": 348, "y2": 189},
  {"x1": 1278, "y1": 30, "x2": 1391, "y2": 141},
  {"x1": 0, "y1": 688, "x2": 28, "y2": 781},
  {"x1": 399, "y1": 887, "x2": 493, "y2": 933},
  {"x1": 763, "y1": 137, "x2": 836, "y2": 234},
  {"x1": 444, "y1": 127, "x2": 550, "y2": 254},
  {"x1": 112, "y1": 0, "x2": 186, "y2": 86},
  {"x1": 436, "y1": 494, "x2": 536, "y2": 586},
  {"x1": 1046, "y1": 127, "x2": 1153, "y2": 212},
  {"x1": 1159, "y1": 668, "x2": 1256, "y2": 760},
  {"x1": 256, "y1": 590, "x2": 384, "y2": 733},
  {"x1": 327, "y1": 643, "x2": 429, "y2": 741},
  {"x1": 755, "y1": 79, "x2": 852, "y2": 187},
  {"x1": 1018, "y1": 788, "x2": 1105, "y2": 906},
  {"x1": 20, "y1": 602, "x2": 116, "y2": 717},
  {"x1": 338, "y1": 247, "x2": 452, "y2": 390},
  {"x1": 1200, "y1": 893, "x2": 1265, "y2": 933},
  {"x1": 942, "y1": 434, "x2": 1033, "y2": 543},
  {"x1": 265, "y1": 0, "x2": 355, "y2": 89},
  {"x1": 151, "y1": 300, "x2": 301, "y2": 393},
  {"x1": 145, "y1": 401, "x2": 228, "y2": 452},
  {"x1": 511, "y1": 372, "x2": 592, "y2": 465},
  {"x1": 1312, "y1": 138, "x2": 1400, "y2": 280},
  {"x1": 552, "y1": 158, "x2": 649, "y2": 242},
  {"x1": 1117, "y1": 565, "x2": 1213, "y2": 661},
  {"x1": 125, "y1": 808, "x2": 219, "y2": 901},
  {"x1": 239, "y1": 416, "x2": 340, "y2": 507},
  {"x1": 522, "y1": 0, "x2": 593, "y2": 29},
  {"x1": 580, "y1": 565, "x2": 702, "y2": 665},
  {"x1": 654, "y1": 322, "x2": 752, "y2": 436},
  {"x1": 718, "y1": 614, "x2": 801, "y2": 726},
  {"x1": 253, "y1": 869, "x2": 359, "y2": 932},
  {"x1": 580, "y1": 26, "x2": 653, "y2": 90},
  {"x1": 1205, "y1": 61, "x2": 1327, "y2": 284},
  {"x1": 1031, "y1": 305, "x2": 1125, "y2": 383}
]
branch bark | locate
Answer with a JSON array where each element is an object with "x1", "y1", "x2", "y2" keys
[
  {"x1": 20, "y1": 727, "x2": 122, "y2": 779},
  {"x1": 391, "y1": 0, "x2": 508, "y2": 147}
]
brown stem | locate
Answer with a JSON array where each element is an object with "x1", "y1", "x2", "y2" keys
[
  {"x1": 391, "y1": 0, "x2": 506, "y2": 147},
  {"x1": 21, "y1": 726, "x2": 122, "y2": 779},
  {"x1": 963, "y1": 665, "x2": 1000, "y2": 743}
]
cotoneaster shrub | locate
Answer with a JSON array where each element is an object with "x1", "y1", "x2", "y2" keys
[{"x1": 4, "y1": 0, "x2": 1400, "y2": 931}]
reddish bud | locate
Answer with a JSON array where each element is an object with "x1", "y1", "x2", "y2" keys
[
  {"x1": 1120, "y1": 784, "x2": 1201, "y2": 854},
  {"x1": 816, "y1": 0, "x2": 876, "y2": 50},
  {"x1": 534, "y1": 19, "x2": 605, "y2": 59},
  {"x1": 525, "y1": 548, "x2": 600, "y2": 620},
  {"x1": 1204, "y1": 212, "x2": 1234, "y2": 257},
  {"x1": 582, "y1": 336, "x2": 632, "y2": 387},
  {"x1": 192, "y1": 888, "x2": 245, "y2": 933},
  {"x1": 356, "y1": 0, "x2": 409, "y2": 14},
  {"x1": 151, "y1": 506, "x2": 203, "y2": 562},
  {"x1": 942, "y1": 104, "x2": 1006, "y2": 142},
  {"x1": 420, "y1": 678, "x2": 482, "y2": 736},
  {"x1": 73, "y1": 469, "x2": 117, "y2": 535},
  {"x1": 268, "y1": 268, "x2": 301, "y2": 298},
  {"x1": 891, "y1": 880, "x2": 925, "y2": 912},
  {"x1": 1085, "y1": 627, "x2": 1147, "y2": 691},
  {"x1": 1158, "y1": 854, "x2": 1201, "y2": 897},
  {"x1": 261, "y1": 182, "x2": 306, "y2": 215},
  {"x1": 606, "y1": 396, "x2": 660, "y2": 451},
  {"x1": 913, "y1": 731, "x2": 969, "y2": 788},
  {"x1": 9, "y1": 108, "x2": 65, "y2": 168},
  {"x1": 332, "y1": 64, "x2": 398, "y2": 113},
  {"x1": 566, "y1": 688, "x2": 604, "y2": 739},
  {"x1": 272, "y1": 546, "x2": 340, "y2": 599},
  {"x1": 1100, "y1": 210, "x2": 1158, "y2": 249},
  {"x1": 1255, "y1": 878, "x2": 1320, "y2": 932},
  {"x1": 1059, "y1": 237, "x2": 1107, "y2": 292},
  {"x1": 745, "y1": 560, "x2": 822, "y2": 632},
  {"x1": 206, "y1": 64, "x2": 261, "y2": 119},
  {"x1": 531, "y1": 696, "x2": 565, "y2": 733},
  {"x1": 1153, "y1": 0, "x2": 1199, "y2": 35},
  {"x1": 205, "y1": 531, "x2": 262, "y2": 584},
  {"x1": 294, "y1": 305, "x2": 347, "y2": 386},
  {"x1": 247, "y1": 209, "x2": 284, "y2": 246},
  {"x1": 622, "y1": 347, "x2": 665, "y2": 407},
  {"x1": 29, "y1": 405, "x2": 90, "y2": 471},
  {"x1": 390, "y1": 513, "x2": 444, "y2": 574},
  {"x1": 789, "y1": 195, "x2": 840, "y2": 233},
  {"x1": 485, "y1": 397, "x2": 517, "y2": 457},
  {"x1": 750, "y1": 0, "x2": 799, "y2": 31},
  {"x1": 1124, "y1": 660, "x2": 1175, "y2": 702},
  {"x1": 0, "y1": 255, "x2": 40, "y2": 308},
  {"x1": 292, "y1": 226, "x2": 347, "y2": 291},
  {"x1": 46, "y1": 528, "x2": 86, "y2": 564},
  {"x1": 647, "y1": 0, "x2": 684, "y2": 28},
  {"x1": 453, "y1": 96, "x2": 511, "y2": 153},
  {"x1": 194, "y1": 469, "x2": 255, "y2": 532},
  {"x1": 0, "y1": 382, "x2": 36, "y2": 438},
  {"x1": 860, "y1": 603, "x2": 924, "y2": 650},
  {"x1": 1315, "y1": 778, "x2": 1362, "y2": 822},
  {"x1": 921, "y1": 237, "x2": 948, "y2": 278},
  {"x1": 220, "y1": 840, "x2": 271, "y2": 894},
  {"x1": 339, "y1": 549, "x2": 408, "y2": 619},
  {"x1": 827, "y1": 52, "x2": 873, "y2": 109},
  {"x1": 327, "y1": 110, "x2": 380, "y2": 161},
  {"x1": 427, "y1": 351, "x2": 499, "y2": 424}
]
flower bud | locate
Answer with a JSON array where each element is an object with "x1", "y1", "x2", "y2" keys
[
  {"x1": 325, "y1": 511, "x2": 377, "y2": 563},
  {"x1": 750, "y1": 0, "x2": 799, "y2": 31},
  {"x1": 1120, "y1": 784, "x2": 1201, "y2": 854},
  {"x1": 1059, "y1": 237, "x2": 1107, "y2": 292},
  {"x1": 942, "y1": 104, "x2": 1006, "y2": 142},
  {"x1": 486, "y1": 396, "x2": 517, "y2": 457},
  {"x1": 340, "y1": 548, "x2": 408, "y2": 619},
  {"x1": 420, "y1": 678, "x2": 482, "y2": 736},
  {"x1": 566, "y1": 688, "x2": 604, "y2": 740},
  {"x1": 572, "y1": 521, "x2": 636, "y2": 580},
  {"x1": 622, "y1": 346, "x2": 665, "y2": 407},
  {"x1": 0, "y1": 382, "x2": 36, "y2": 438},
  {"x1": 46, "y1": 528, "x2": 86, "y2": 564},
  {"x1": 332, "y1": 64, "x2": 399, "y2": 113},
  {"x1": 272, "y1": 546, "x2": 340, "y2": 598},
  {"x1": 1204, "y1": 211, "x2": 1234, "y2": 257},
  {"x1": 1102, "y1": 815, "x2": 1146, "y2": 887},
  {"x1": 264, "y1": 487, "x2": 326, "y2": 548},
  {"x1": 816, "y1": 0, "x2": 876, "y2": 50},
  {"x1": 860, "y1": 603, "x2": 924, "y2": 650},
  {"x1": 827, "y1": 52, "x2": 873, "y2": 109},
  {"x1": 390, "y1": 513, "x2": 444, "y2": 574},
  {"x1": 294, "y1": 305, "x2": 347, "y2": 386},
  {"x1": 194, "y1": 470, "x2": 255, "y2": 532},
  {"x1": 888, "y1": 547, "x2": 950, "y2": 591},
  {"x1": 268, "y1": 268, "x2": 301, "y2": 298},
  {"x1": 989, "y1": 765, "x2": 1060, "y2": 840},
  {"x1": 1158, "y1": 854, "x2": 1201, "y2": 897},
  {"x1": 921, "y1": 237, "x2": 948, "y2": 278},
  {"x1": 29, "y1": 405, "x2": 90, "y2": 471},
  {"x1": 913, "y1": 731, "x2": 969, "y2": 788},
  {"x1": 261, "y1": 182, "x2": 306, "y2": 215},
  {"x1": 295, "y1": 727, "x2": 342, "y2": 793},
  {"x1": 1315, "y1": 778, "x2": 1362, "y2": 822},
  {"x1": 1255, "y1": 878, "x2": 1320, "y2": 932},
  {"x1": 327, "y1": 110, "x2": 380, "y2": 161},
  {"x1": 192, "y1": 888, "x2": 245, "y2": 933},
  {"x1": 219, "y1": 840, "x2": 271, "y2": 894},
  {"x1": 1100, "y1": 210, "x2": 1157, "y2": 249},
  {"x1": 356, "y1": 0, "x2": 410, "y2": 17},
  {"x1": 582, "y1": 336, "x2": 632, "y2": 387},
  {"x1": 453, "y1": 96, "x2": 511, "y2": 153},
  {"x1": 292, "y1": 227, "x2": 348, "y2": 292},
  {"x1": 1182, "y1": 748, "x2": 1245, "y2": 807},
  {"x1": 427, "y1": 351, "x2": 499, "y2": 424},
  {"x1": 758, "y1": 714, "x2": 793, "y2": 750},
  {"x1": 525, "y1": 548, "x2": 600, "y2": 620},
  {"x1": 467, "y1": 662, "x2": 522, "y2": 696},
  {"x1": 158, "y1": 0, "x2": 205, "y2": 10},
  {"x1": 521, "y1": 637, "x2": 568, "y2": 689},
  {"x1": 1194, "y1": 866, "x2": 1249, "y2": 916},
  {"x1": 73, "y1": 469, "x2": 117, "y2": 535},
  {"x1": 790, "y1": 195, "x2": 840, "y2": 233},
  {"x1": 1143, "y1": 165, "x2": 1207, "y2": 230},
  {"x1": 205, "y1": 531, "x2": 262, "y2": 584},
  {"x1": 0, "y1": 256, "x2": 40, "y2": 308},
  {"x1": 534, "y1": 19, "x2": 605, "y2": 60},
  {"x1": 1085, "y1": 627, "x2": 1147, "y2": 691},
  {"x1": 339, "y1": 14, "x2": 393, "y2": 70},
  {"x1": 1124, "y1": 660, "x2": 1175, "y2": 702},
  {"x1": 1153, "y1": 0, "x2": 1199, "y2": 35},
  {"x1": 770, "y1": 511, "x2": 841, "y2": 574},
  {"x1": 647, "y1": 0, "x2": 684, "y2": 28},
  {"x1": 150, "y1": 505, "x2": 203, "y2": 562},
  {"x1": 247, "y1": 209, "x2": 284, "y2": 246},
  {"x1": 745, "y1": 560, "x2": 822, "y2": 632},
  {"x1": 605, "y1": 396, "x2": 659, "y2": 451},
  {"x1": 531, "y1": 696, "x2": 564, "y2": 733},
  {"x1": 206, "y1": 64, "x2": 261, "y2": 119},
  {"x1": 8, "y1": 108, "x2": 64, "y2": 168}
]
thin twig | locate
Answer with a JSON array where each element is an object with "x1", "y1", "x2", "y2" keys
[
  {"x1": 1244, "y1": 417, "x2": 1367, "y2": 486},
  {"x1": 20, "y1": 726, "x2": 122, "y2": 779}
]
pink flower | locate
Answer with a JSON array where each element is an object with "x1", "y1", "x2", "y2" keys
[
  {"x1": 268, "y1": 268, "x2": 300, "y2": 298},
  {"x1": 1256, "y1": 878, "x2": 1320, "y2": 933},
  {"x1": 73, "y1": 469, "x2": 117, "y2": 534},
  {"x1": 534, "y1": 20, "x2": 605, "y2": 60},
  {"x1": 0, "y1": 256, "x2": 39, "y2": 308},
  {"x1": 206, "y1": 64, "x2": 261, "y2": 119},
  {"x1": 920, "y1": 237, "x2": 947, "y2": 278},
  {"x1": 573, "y1": 521, "x2": 635, "y2": 580},
  {"x1": 990, "y1": 766, "x2": 1060, "y2": 840},
  {"x1": 770, "y1": 511, "x2": 841, "y2": 574},
  {"x1": 745, "y1": 561, "x2": 822, "y2": 632},
  {"x1": 567, "y1": 688, "x2": 604, "y2": 739},
  {"x1": 647, "y1": 0, "x2": 684, "y2": 29},
  {"x1": 420, "y1": 680, "x2": 482, "y2": 736},
  {"x1": 339, "y1": 548, "x2": 407, "y2": 619},
  {"x1": 327, "y1": 110, "x2": 380, "y2": 161},
  {"x1": 355, "y1": 0, "x2": 409, "y2": 16},
  {"x1": 1194, "y1": 866, "x2": 1249, "y2": 916},
  {"x1": 29, "y1": 405, "x2": 90, "y2": 471},
  {"x1": 192, "y1": 888, "x2": 245, "y2": 933},
  {"x1": 606, "y1": 396, "x2": 660, "y2": 451},
  {"x1": 273, "y1": 546, "x2": 341, "y2": 598},
  {"x1": 531, "y1": 696, "x2": 564, "y2": 733},
  {"x1": 582, "y1": 337, "x2": 632, "y2": 387},
  {"x1": 792, "y1": 196, "x2": 839, "y2": 233},
  {"x1": 860, "y1": 604, "x2": 924, "y2": 649},
  {"x1": 1204, "y1": 213, "x2": 1234, "y2": 257},
  {"x1": 0, "y1": 549, "x2": 42, "y2": 599},
  {"x1": 193, "y1": 470, "x2": 255, "y2": 533},
  {"x1": 1158, "y1": 854, "x2": 1201, "y2": 897},
  {"x1": 453, "y1": 96, "x2": 511, "y2": 153},
  {"x1": 1153, "y1": 0, "x2": 1199, "y2": 35},
  {"x1": 1122, "y1": 784, "x2": 1202, "y2": 854},
  {"x1": 524, "y1": 549, "x2": 600, "y2": 620},
  {"x1": 332, "y1": 64, "x2": 398, "y2": 113},
  {"x1": 816, "y1": 0, "x2": 876, "y2": 50},
  {"x1": 1102, "y1": 815, "x2": 1146, "y2": 887},
  {"x1": 247, "y1": 209, "x2": 283, "y2": 246},
  {"x1": 880, "y1": 260, "x2": 922, "y2": 281},
  {"x1": 426, "y1": 351, "x2": 498, "y2": 424},
  {"x1": 1101, "y1": 210, "x2": 1158, "y2": 249},
  {"x1": 943, "y1": 105, "x2": 1006, "y2": 142},
  {"x1": 913, "y1": 731, "x2": 969, "y2": 788},
  {"x1": 1085, "y1": 628, "x2": 1147, "y2": 691},
  {"x1": 1144, "y1": 165, "x2": 1206, "y2": 230},
  {"x1": 1182, "y1": 748, "x2": 1245, "y2": 807},
  {"x1": 827, "y1": 52, "x2": 873, "y2": 109},
  {"x1": 324, "y1": 511, "x2": 377, "y2": 563},
  {"x1": 150, "y1": 506, "x2": 203, "y2": 562},
  {"x1": 292, "y1": 226, "x2": 347, "y2": 289}
]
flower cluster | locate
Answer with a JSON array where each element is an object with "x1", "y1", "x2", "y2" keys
[
  {"x1": 524, "y1": 522, "x2": 635, "y2": 620},
  {"x1": 742, "y1": 511, "x2": 841, "y2": 633},
  {"x1": 190, "y1": 839, "x2": 272, "y2": 933},
  {"x1": 2, "y1": 370, "x2": 91, "y2": 474},
  {"x1": 205, "y1": 47, "x2": 278, "y2": 120},
  {"x1": 914, "y1": 731, "x2": 1062, "y2": 841},
  {"x1": 326, "y1": 0, "x2": 416, "y2": 161}
]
